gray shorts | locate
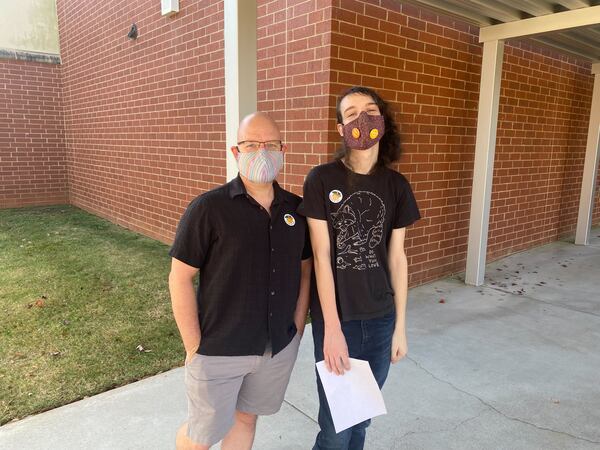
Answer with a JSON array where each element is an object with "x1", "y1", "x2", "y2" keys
[{"x1": 184, "y1": 333, "x2": 301, "y2": 446}]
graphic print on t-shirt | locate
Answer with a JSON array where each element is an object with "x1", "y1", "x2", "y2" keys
[{"x1": 331, "y1": 191, "x2": 385, "y2": 271}]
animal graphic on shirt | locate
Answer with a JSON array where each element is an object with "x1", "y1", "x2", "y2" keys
[{"x1": 331, "y1": 191, "x2": 385, "y2": 270}]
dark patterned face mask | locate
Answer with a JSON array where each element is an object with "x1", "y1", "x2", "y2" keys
[{"x1": 342, "y1": 111, "x2": 385, "y2": 150}]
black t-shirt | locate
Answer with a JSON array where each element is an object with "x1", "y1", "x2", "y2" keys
[
  {"x1": 169, "y1": 175, "x2": 311, "y2": 356},
  {"x1": 299, "y1": 160, "x2": 420, "y2": 321}
]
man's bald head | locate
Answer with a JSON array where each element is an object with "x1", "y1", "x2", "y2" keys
[{"x1": 237, "y1": 112, "x2": 282, "y2": 143}]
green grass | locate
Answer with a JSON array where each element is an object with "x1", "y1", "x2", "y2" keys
[{"x1": 0, "y1": 205, "x2": 182, "y2": 425}]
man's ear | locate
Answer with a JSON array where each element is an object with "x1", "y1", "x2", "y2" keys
[
  {"x1": 337, "y1": 123, "x2": 344, "y2": 137},
  {"x1": 230, "y1": 146, "x2": 239, "y2": 159},
  {"x1": 281, "y1": 143, "x2": 288, "y2": 155}
]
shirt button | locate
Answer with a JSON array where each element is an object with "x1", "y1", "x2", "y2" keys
[
  {"x1": 269, "y1": 225, "x2": 273, "y2": 230},
  {"x1": 271, "y1": 290, "x2": 275, "y2": 295},
  {"x1": 271, "y1": 248, "x2": 275, "y2": 252},
  {"x1": 272, "y1": 268, "x2": 276, "y2": 273},
  {"x1": 269, "y1": 313, "x2": 273, "y2": 317}
]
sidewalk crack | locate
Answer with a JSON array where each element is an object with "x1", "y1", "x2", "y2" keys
[
  {"x1": 283, "y1": 399, "x2": 318, "y2": 425},
  {"x1": 395, "y1": 410, "x2": 485, "y2": 445},
  {"x1": 406, "y1": 356, "x2": 600, "y2": 445}
]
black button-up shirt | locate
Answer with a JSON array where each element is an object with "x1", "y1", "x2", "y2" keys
[{"x1": 169, "y1": 175, "x2": 311, "y2": 356}]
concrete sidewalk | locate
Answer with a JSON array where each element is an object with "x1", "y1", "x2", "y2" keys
[{"x1": 2, "y1": 231, "x2": 600, "y2": 449}]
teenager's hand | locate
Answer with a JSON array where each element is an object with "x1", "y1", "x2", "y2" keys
[
  {"x1": 324, "y1": 326, "x2": 350, "y2": 375},
  {"x1": 391, "y1": 328, "x2": 408, "y2": 363}
]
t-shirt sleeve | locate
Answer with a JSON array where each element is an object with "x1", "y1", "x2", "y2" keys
[
  {"x1": 298, "y1": 168, "x2": 327, "y2": 220},
  {"x1": 393, "y1": 176, "x2": 421, "y2": 229},
  {"x1": 169, "y1": 196, "x2": 212, "y2": 268}
]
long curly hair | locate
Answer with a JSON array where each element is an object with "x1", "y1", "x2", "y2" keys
[{"x1": 334, "y1": 86, "x2": 402, "y2": 168}]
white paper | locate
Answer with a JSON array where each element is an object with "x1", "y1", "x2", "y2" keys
[{"x1": 316, "y1": 358, "x2": 387, "y2": 433}]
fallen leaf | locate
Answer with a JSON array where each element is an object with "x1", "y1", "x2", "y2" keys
[
  {"x1": 34, "y1": 299, "x2": 45, "y2": 308},
  {"x1": 50, "y1": 351, "x2": 61, "y2": 357},
  {"x1": 136, "y1": 345, "x2": 152, "y2": 353}
]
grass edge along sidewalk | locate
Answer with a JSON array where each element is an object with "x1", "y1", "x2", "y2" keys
[{"x1": 0, "y1": 205, "x2": 183, "y2": 425}]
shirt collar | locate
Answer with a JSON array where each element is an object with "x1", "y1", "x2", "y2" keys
[
  {"x1": 228, "y1": 174, "x2": 288, "y2": 206},
  {"x1": 228, "y1": 174, "x2": 247, "y2": 198}
]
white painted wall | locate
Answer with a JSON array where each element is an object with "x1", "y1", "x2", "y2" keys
[{"x1": 0, "y1": 0, "x2": 60, "y2": 55}]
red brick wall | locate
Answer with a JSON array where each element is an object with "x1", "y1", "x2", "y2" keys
[
  {"x1": 258, "y1": 0, "x2": 599, "y2": 286},
  {"x1": 490, "y1": 41, "x2": 599, "y2": 260},
  {"x1": 7, "y1": 0, "x2": 596, "y2": 285},
  {"x1": 56, "y1": 0, "x2": 226, "y2": 242},
  {"x1": 0, "y1": 59, "x2": 67, "y2": 208},
  {"x1": 257, "y1": 0, "x2": 334, "y2": 195}
]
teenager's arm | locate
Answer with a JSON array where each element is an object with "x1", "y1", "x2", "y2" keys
[
  {"x1": 169, "y1": 257, "x2": 201, "y2": 363},
  {"x1": 307, "y1": 218, "x2": 350, "y2": 375},
  {"x1": 388, "y1": 227, "x2": 409, "y2": 363}
]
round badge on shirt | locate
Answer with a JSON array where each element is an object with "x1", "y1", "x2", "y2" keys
[
  {"x1": 284, "y1": 213, "x2": 296, "y2": 226},
  {"x1": 329, "y1": 189, "x2": 343, "y2": 203}
]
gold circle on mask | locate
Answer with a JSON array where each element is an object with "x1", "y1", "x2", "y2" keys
[
  {"x1": 351, "y1": 128, "x2": 360, "y2": 139},
  {"x1": 369, "y1": 129, "x2": 379, "y2": 139}
]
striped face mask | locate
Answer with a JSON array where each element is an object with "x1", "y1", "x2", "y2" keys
[{"x1": 237, "y1": 149, "x2": 284, "y2": 183}]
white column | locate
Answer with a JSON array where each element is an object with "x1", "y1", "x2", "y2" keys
[
  {"x1": 224, "y1": 0, "x2": 257, "y2": 181},
  {"x1": 465, "y1": 40, "x2": 505, "y2": 286},
  {"x1": 575, "y1": 63, "x2": 600, "y2": 245}
]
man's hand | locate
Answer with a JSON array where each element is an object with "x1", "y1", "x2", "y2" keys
[
  {"x1": 324, "y1": 326, "x2": 350, "y2": 375},
  {"x1": 391, "y1": 328, "x2": 408, "y2": 363},
  {"x1": 185, "y1": 343, "x2": 199, "y2": 365},
  {"x1": 295, "y1": 317, "x2": 306, "y2": 337}
]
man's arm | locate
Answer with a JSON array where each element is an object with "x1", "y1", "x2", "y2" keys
[
  {"x1": 169, "y1": 257, "x2": 201, "y2": 363},
  {"x1": 388, "y1": 227, "x2": 408, "y2": 364},
  {"x1": 294, "y1": 258, "x2": 312, "y2": 336}
]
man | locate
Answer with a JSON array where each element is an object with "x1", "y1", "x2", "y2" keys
[{"x1": 169, "y1": 112, "x2": 312, "y2": 450}]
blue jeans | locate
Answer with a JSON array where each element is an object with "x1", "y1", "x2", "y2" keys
[{"x1": 312, "y1": 313, "x2": 395, "y2": 450}]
